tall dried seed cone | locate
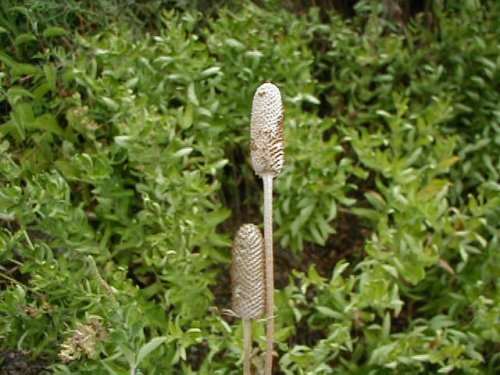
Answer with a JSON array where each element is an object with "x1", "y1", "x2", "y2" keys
[
  {"x1": 250, "y1": 82, "x2": 285, "y2": 177},
  {"x1": 231, "y1": 224, "x2": 265, "y2": 320}
]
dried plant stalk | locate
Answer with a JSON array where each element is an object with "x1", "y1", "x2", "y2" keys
[
  {"x1": 262, "y1": 174, "x2": 274, "y2": 375},
  {"x1": 231, "y1": 224, "x2": 265, "y2": 375},
  {"x1": 231, "y1": 224, "x2": 265, "y2": 320},
  {"x1": 243, "y1": 318, "x2": 252, "y2": 375},
  {"x1": 250, "y1": 82, "x2": 284, "y2": 375},
  {"x1": 250, "y1": 83, "x2": 285, "y2": 178}
]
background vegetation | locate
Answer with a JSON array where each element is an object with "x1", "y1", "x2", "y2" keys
[{"x1": 0, "y1": 0, "x2": 498, "y2": 374}]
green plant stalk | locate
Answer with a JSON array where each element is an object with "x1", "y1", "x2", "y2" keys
[
  {"x1": 263, "y1": 173, "x2": 274, "y2": 375},
  {"x1": 243, "y1": 318, "x2": 252, "y2": 375},
  {"x1": 87, "y1": 256, "x2": 118, "y2": 309}
]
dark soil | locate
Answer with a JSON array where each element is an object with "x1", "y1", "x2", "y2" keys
[{"x1": 0, "y1": 351, "x2": 49, "y2": 375}]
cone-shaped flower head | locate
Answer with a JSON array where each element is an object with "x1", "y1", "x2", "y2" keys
[
  {"x1": 231, "y1": 224, "x2": 265, "y2": 320},
  {"x1": 250, "y1": 83, "x2": 284, "y2": 177}
]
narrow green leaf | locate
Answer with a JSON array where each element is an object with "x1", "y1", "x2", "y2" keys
[
  {"x1": 310, "y1": 224, "x2": 324, "y2": 244},
  {"x1": 11, "y1": 63, "x2": 38, "y2": 77},
  {"x1": 225, "y1": 38, "x2": 245, "y2": 50},
  {"x1": 172, "y1": 147, "x2": 193, "y2": 158},
  {"x1": 182, "y1": 104, "x2": 194, "y2": 129},
  {"x1": 438, "y1": 156, "x2": 460, "y2": 169},
  {"x1": 43, "y1": 27, "x2": 69, "y2": 38},
  {"x1": 15, "y1": 33, "x2": 36, "y2": 45},
  {"x1": 364, "y1": 190, "x2": 386, "y2": 210},
  {"x1": 100, "y1": 97, "x2": 119, "y2": 111},
  {"x1": 418, "y1": 179, "x2": 449, "y2": 201},
  {"x1": 187, "y1": 82, "x2": 199, "y2": 106},
  {"x1": 332, "y1": 260, "x2": 349, "y2": 281},
  {"x1": 135, "y1": 336, "x2": 167, "y2": 366},
  {"x1": 7, "y1": 87, "x2": 34, "y2": 102},
  {"x1": 114, "y1": 136, "x2": 133, "y2": 148},
  {"x1": 200, "y1": 66, "x2": 221, "y2": 79},
  {"x1": 100, "y1": 360, "x2": 128, "y2": 375},
  {"x1": 29, "y1": 114, "x2": 63, "y2": 136},
  {"x1": 438, "y1": 365, "x2": 454, "y2": 373},
  {"x1": 315, "y1": 306, "x2": 344, "y2": 319},
  {"x1": 44, "y1": 63, "x2": 57, "y2": 91}
]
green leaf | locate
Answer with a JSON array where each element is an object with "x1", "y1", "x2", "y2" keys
[
  {"x1": 11, "y1": 63, "x2": 39, "y2": 77},
  {"x1": 135, "y1": 336, "x2": 167, "y2": 366},
  {"x1": 332, "y1": 260, "x2": 349, "y2": 281},
  {"x1": 351, "y1": 207, "x2": 380, "y2": 222},
  {"x1": 437, "y1": 365, "x2": 454, "y2": 373},
  {"x1": 438, "y1": 156, "x2": 460, "y2": 169},
  {"x1": 101, "y1": 360, "x2": 128, "y2": 375},
  {"x1": 32, "y1": 83, "x2": 50, "y2": 99},
  {"x1": 275, "y1": 326, "x2": 294, "y2": 342},
  {"x1": 43, "y1": 27, "x2": 69, "y2": 38},
  {"x1": 405, "y1": 147, "x2": 422, "y2": 167},
  {"x1": 225, "y1": 38, "x2": 245, "y2": 50},
  {"x1": 100, "y1": 97, "x2": 119, "y2": 111},
  {"x1": 44, "y1": 63, "x2": 57, "y2": 91},
  {"x1": 0, "y1": 51, "x2": 16, "y2": 68},
  {"x1": 7, "y1": 87, "x2": 34, "y2": 103},
  {"x1": 418, "y1": 179, "x2": 449, "y2": 201},
  {"x1": 172, "y1": 147, "x2": 193, "y2": 158},
  {"x1": 114, "y1": 136, "x2": 133, "y2": 148},
  {"x1": 364, "y1": 190, "x2": 386, "y2": 210},
  {"x1": 187, "y1": 82, "x2": 199, "y2": 106},
  {"x1": 309, "y1": 224, "x2": 324, "y2": 244},
  {"x1": 316, "y1": 306, "x2": 344, "y2": 319},
  {"x1": 181, "y1": 104, "x2": 194, "y2": 129},
  {"x1": 15, "y1": 33, "x2": 37, "y2": 45},
  {"x1": 28, "y1": 114, "x2": 63, "y2": 136},
  {"x1": 55, "y1": 159, "x2": 78, "y2": 178},
  {"x1": 9, "y1": 102, "x2": 34, "y2": 140},
  {"x1": 199, "y1": 66, "x2": 221, "y2": 79}
]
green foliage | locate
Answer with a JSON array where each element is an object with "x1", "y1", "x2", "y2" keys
[{"x1": 1, "y1": 1, "x2": 499, "y2": 374}]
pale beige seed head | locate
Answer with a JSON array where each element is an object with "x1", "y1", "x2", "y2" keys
[
  {"x1": 231, "y1": 224, "x2": 265, "y2": 320},
  {"x1": 250, "y1": 82, "x2": 285, "y2": 177}
]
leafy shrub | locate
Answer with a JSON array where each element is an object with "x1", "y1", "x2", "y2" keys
[{"x1": 0, "y1": 1, "x2": 498, "y2": 374}]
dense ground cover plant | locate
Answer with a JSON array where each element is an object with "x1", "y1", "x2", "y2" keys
[{"x1": 0, "y1": 1, "x2": 498, "y2": 373}]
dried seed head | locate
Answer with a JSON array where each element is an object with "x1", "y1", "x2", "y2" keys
[
  {"x1": 250, "y1": 82, "x2": 284, "y2": 177},
  {"x1": 59, "y1": 318, "x2": 106, "y2": 362},
  {"x1": 231, "y1": 224, "x2": 265, "y2": 320}
]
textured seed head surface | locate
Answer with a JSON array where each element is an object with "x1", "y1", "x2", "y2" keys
[
  {"x1": 250, "y1": 82, "x2": 284, "y2": 177},
  {"x1": 231, "y1": 224, "x2": 265, "y2": 320}
]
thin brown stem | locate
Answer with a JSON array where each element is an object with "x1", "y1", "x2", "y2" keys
[
  {"x1": 263, "y1": 174, "x2": 274, "y2": 375},
  {"x1": 243, "y1": 318, "x2": 252, "y2": 375}
]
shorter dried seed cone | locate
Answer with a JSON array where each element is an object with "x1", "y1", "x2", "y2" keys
[
  {"x1": 250, "y1": 82, "x2": 285, "y2": 177},
  {"x1": 231, "y1": 224, "x2": 265, "y2": 320}
]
